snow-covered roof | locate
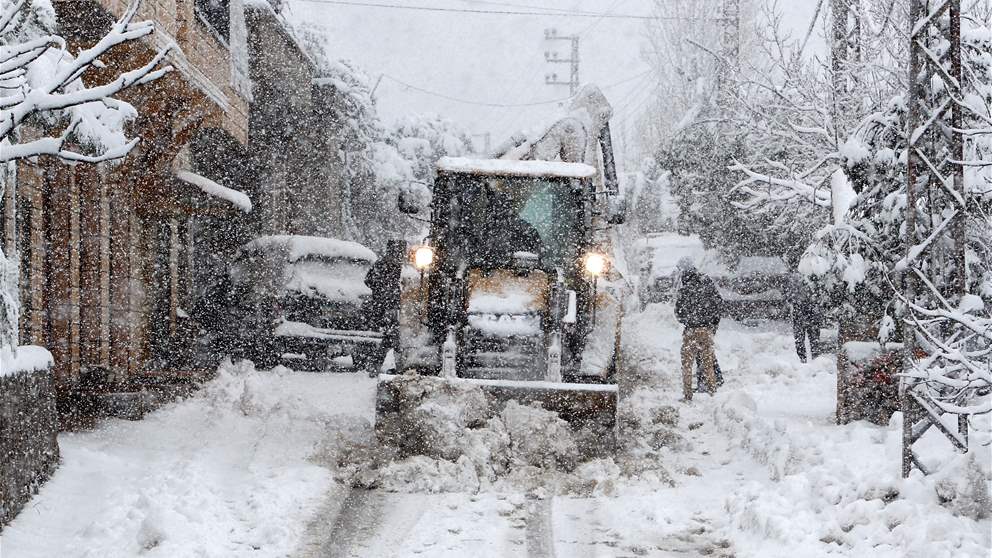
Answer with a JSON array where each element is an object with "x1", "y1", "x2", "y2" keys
[
  {"x1": 176, "y1": 171, "x2": 253, "y2": 213},
  {"x1": 436, "y1": 157, "x2": 596, "y2": 179},
  {"x1": 243, "y1": 235, "x2": 377, "y2": 263}
]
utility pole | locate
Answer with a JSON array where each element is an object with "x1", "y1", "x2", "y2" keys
[
  {"x1": 544, "y1": 28, "x2": 580, "y2": 96},
  {"x1": 719, "y1": 0, "x2": 740, "y2": 68},
  {"x1": 901, "y1": 0, "x2": 970, "y2": 478},
  {"x1": 715, "y1": 0, "x2": 740, "y2": 117}
]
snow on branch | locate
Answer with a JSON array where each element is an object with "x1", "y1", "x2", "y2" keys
[
  {"x1": 0, "y1": 0, "x2": 170, "y2": 352},
  {"x1": 728, "y1": 160, "x2": 833, "y2": 209},
  {"x1": 0, "y1": 0, "x2": 172, "y2": 164}
]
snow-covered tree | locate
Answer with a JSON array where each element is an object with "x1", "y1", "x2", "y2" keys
[
  {"x1": 0, "y1": 0, "x2": 169, "y2": 355},
  {"x1": 625, "y1": 156, "x2": 677, "y2": 235},
  {"x1": 650, "y1": 1, "x2": 913, "y2": 263},
  {"x1": 801, "y1": 12, "x2": 992, "y2": 417},
  {"x1": 297, "y1": 25, "x2": 474, "y2": 248},
  {"x1": 390, "y1": 114, "x2": 472, "y2": 184},
  {"x1": 726, "y1": 1, "x2": 909, "y2": 230}
]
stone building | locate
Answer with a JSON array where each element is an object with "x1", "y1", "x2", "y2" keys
[
  {"x1": 0, "y1": 0, "x2": 361, "y2": 403},
  {"x1": 1, "y1": 0, "x2": 254, "y2": 396},
  {"x1": 244, "y1": 2, "x2": 348, "y2": 239}
]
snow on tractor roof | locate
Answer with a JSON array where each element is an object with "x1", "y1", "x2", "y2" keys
[
  {"x1": 243, "y1": 235, "x2": 377, "y2": 263},
  {"x1": 436, "y1": 156, "x2": 597, "y2": 179}
]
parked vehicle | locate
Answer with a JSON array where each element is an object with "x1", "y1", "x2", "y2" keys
[
  {"x1": 720, "y1": 256, "x2": 790, "y2": 321},
  {"x1": 636, "y1": 233, "x2": 790, "y2": 320},
  {"x1": 228, "y1": 235, "x2": 382, "y2": 370},
  {"x1": 635, "y1": 233, "x2": 725, "y2": 308}
]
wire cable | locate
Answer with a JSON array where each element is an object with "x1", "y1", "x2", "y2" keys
[
  {"x1": 379, "y1": 69, "x2": 652, "y2": 108},
  {"x1": 458, "y1": 0, "x2": 603, "y2": 16},
  {"x1": 293, "y1": 0, "x2": 669, "y2": 19}
]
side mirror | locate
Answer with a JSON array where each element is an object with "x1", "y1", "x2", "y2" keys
[
  {"x1": 606, "y1": 194, "x2": 626, "y2": 225},
  {"x1": 398, "y1": 189, "x2": 424, "y2": 214}
]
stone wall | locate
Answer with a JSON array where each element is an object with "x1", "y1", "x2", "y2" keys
[
  {"x1": 245, "y1": 6, "x2": 348, "y2": 239},
  {"x1": 0, "y1": 349, "x2": 59, "y2": 528}
]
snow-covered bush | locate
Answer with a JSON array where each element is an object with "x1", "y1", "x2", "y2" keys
[
  {"x1": 0, "y1": 0, "x2": 169, "y2": 353},
  {"x1": 625, "y1": 157, "x2": 676, "y2": 235}
]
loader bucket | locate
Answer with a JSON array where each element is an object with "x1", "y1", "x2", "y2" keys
[{"x1": 375, "y1": 374, "x2": 618, "y2": 454}]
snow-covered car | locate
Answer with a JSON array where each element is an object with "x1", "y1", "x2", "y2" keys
[
  {"x1": 228, "y1": 235, "x2": 381, "y2": 370},
  {"x1": 636, "y1": 234, "x2": 790, "y2": 320},
  {"x1": 635, "y1": 233, "x2": 726, "y2": 308},
  {"x1": 720, "y1": 256, "x2": 790, "y2": 321}
]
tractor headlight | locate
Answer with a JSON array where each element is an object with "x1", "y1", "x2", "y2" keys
[
  {"x1": 583, "y1": 252, "x2": 609, "y2": 276},
  {"x1": 413, "y1": 246, "x2": 435, "y2": 270}
]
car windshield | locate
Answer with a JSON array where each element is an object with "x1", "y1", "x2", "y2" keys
[{"x1": 456, "y1": 175, "x2": 582, "y2": 268}]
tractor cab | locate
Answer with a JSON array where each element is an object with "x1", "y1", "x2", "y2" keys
[{"x1": 403, "y1": 157, "x2": 615, "y2": 387}]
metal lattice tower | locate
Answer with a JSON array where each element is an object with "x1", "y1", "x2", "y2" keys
[
  {"x1": 544, "y1": 28, "x2": 580, "y2": 96},
  {"x1": 901, "y1": 0, "x2": 971, "y2": 478},
  {"x1": 716, "y1": 0, "x2": 740, "y2": 107},
  {"x1": 720, "y1": 0, "x2": 740, "y2": 67}
]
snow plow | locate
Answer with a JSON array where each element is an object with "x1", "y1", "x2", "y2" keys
[{"x1": 376, "y1": 84, "x2": 627, "y2": 447}]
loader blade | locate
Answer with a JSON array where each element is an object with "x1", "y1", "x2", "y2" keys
[{"x1": 375, "y1": 374, "x2": 617, "y2": 443}]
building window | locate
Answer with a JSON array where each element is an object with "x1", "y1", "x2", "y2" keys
[{"x1": 195, "y1": 0, "x2": 230, "y2": 43}]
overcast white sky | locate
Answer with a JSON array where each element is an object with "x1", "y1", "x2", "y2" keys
[{"x1": 284, "y1": 1, "x2": 826, "y2": 164}]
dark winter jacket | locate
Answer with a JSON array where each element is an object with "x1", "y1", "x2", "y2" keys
[
  {"x1": 785, "y1": 274, "x2": 821, "y2": 324},
  {"x1": 675, "y1": 270, "x2": 723, "y2": 328},
  {"x1": 364, "y1": 249, "x2": 402, "y2": 328}
]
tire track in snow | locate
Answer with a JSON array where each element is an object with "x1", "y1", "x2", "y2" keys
[
  {"x1": 525, "y1": 497, "x2": 556, "y2": 558},
  {"x1": 297, "y1": 488, "x2": 426, "y2": 558}
]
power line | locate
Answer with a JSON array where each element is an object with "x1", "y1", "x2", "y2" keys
[
  {"x1": 459, "y1": 0, "x2": 603, "y2": 16},
  {"x1": 379, "y1": 69, "x2": 652, "y2": 108},
  {"x1": 381, "y1": 75, "x2": 570, "y2": 107},
  {"x1": 577, "y1": 0, "x2": 627, "y2": 36},
  {"x1": 293, "y1": 0, "x2": 667, "y2": 19}
]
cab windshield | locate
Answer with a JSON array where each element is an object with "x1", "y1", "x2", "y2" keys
[{"x1": 456, "y1": 175, "x2": 583, "y2": 268}]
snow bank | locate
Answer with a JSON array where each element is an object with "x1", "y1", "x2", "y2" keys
[
  {"x1": 711, "y1": 364, "x2": 991, "y2": 558},
  {"x1": 0, "y1": 344, "x2": 53, "y2": 377},
  {"x1": 2, "y1": 360, "x2": 377, "y2": 558},
  {"x1": 500, "y1": 401, "x2": 579, "y2": 470},
  {"x1": 619, "y1": 302, "x2": 991, "y2": 558},
  {"x1": 375, "y1": 375, "x2": 494, "y2": 461},
  {"x1": 348, "y1": 375, "x2": 593, "y2": 493}
]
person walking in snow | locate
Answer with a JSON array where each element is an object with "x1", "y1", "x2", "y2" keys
[
  {"x1": 675, "y1": 258, "x2": 723, "y2": 402},
  {"x1": 675, "y1": 264, "x2": 725, "y2": 389},
  {"x1": 786, "y1": 273, "x2": 822, "y2": 363}
]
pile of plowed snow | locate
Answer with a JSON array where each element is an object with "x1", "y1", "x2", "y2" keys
[
  {"x1": 336, "y1": 376, "x2": 589, "y2": 493},
  {"x1": 335, "y1": 373, "x2": 683, "y2": 495}
]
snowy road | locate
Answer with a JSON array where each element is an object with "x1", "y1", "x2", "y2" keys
[{"x1": 3, "y1": 306, "x2": 989, "y2": 557}]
